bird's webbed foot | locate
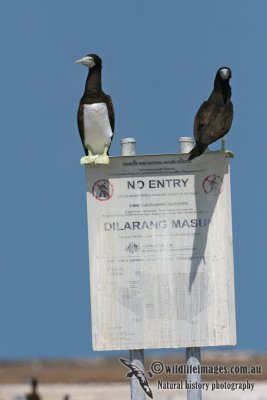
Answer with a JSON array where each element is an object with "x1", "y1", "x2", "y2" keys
[
  {"x1": 80, "y1": 147, "x2": 110, "y2": 165},
  {"x1": 94, "y1": 146, "x2": 110, "y2": 164},
  {"x1": 80, "y1": 149, "x2": 99, "y2": 165},
  {"x1": 80, "y1": 154, "x2": 99, "y2": 165},
  {"x1": 220, "y1": 139, "x2": 234, "y2": 158},
  {"x1": 224, "y1": 150, "x2": 235, "y2": 158},
  {"x1": 94, "y1": 154, "x2": 110, "y2": 164}
]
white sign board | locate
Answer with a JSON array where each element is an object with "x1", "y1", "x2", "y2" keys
[{"x1": 85, "y1": 153, "x2": 236, "y2": 351}]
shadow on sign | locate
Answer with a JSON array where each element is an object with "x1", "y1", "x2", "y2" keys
[{"x1": 189, "y1": 164, "x2": 228, "y2": 293}]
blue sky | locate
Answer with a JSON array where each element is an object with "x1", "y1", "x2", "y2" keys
[{"x1": 0, "y1": 0, "x2": 266, "y2": 359}]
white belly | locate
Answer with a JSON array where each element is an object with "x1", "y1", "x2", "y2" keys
[{"x1": 83, "y1": 103, "x2": 113, "y2": 155}]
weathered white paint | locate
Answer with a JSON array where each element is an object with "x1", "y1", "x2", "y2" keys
[
  {"x1": 186, "y1": 347, "x2": 202, "y2": 400},
  {"x1": 121, "y1": 139, "x2": 146, "y2": 400},
  {"x1": 179, "y1": 140, "x2": 202, "y2": 400},
  {"x1": 121, "y1": 138, "x2": 136, "y2": 156},
  {"x1": 85, "y1": 152, "x2": 236, "y2": 351},
  {"x1": 179, "y1": 136, "x2": 194, "y2": 153}
]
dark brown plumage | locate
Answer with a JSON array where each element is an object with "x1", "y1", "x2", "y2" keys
[
  {"x1": 76, "y1": 54, "x2": 115, "y2": 157},
  {"x1": 188, "y1": 67, "x2": 233, "y2": 161}
]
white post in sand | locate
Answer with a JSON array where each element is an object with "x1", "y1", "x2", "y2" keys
[
  {"x1": 121, "y1": 137, "x2": 145, "y2": 400},
  {"x1": 179, "y1": 136, "x2": 202, "y2": 400}
]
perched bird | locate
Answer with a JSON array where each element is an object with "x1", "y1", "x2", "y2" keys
[
  {"x1": 120, "y1": 358, "x2": 153, "y2": 399},
  {"x1": 75, "y1": 54, "x2": 115, "y2": 164},
  {"x1": 25, "y1": 377, "x2": 41, "y2": 400},
  {"x1": 188, "y1": 67, "x2": 233, "y2": 161}
]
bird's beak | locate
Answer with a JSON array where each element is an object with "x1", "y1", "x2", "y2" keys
[
  {"x1": 219, "y1": 68, "x2": 231, "y2": 80},
  {"x1": 75, "y1": 57, "x2": 88, "y2": 65},
  {"x1": 75, "y1": 56, "x2": 95, "y2": 68}
]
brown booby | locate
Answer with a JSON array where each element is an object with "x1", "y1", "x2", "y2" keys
[
  {"x1": 26, "y1": 377, "x2": 41, "y2": 400},
  {"x1": 75, "y1": 54, "x2": 115, "y2": 164},
  {"x1": 188, "y1": 67, "x2": 233, "y2": 161}
]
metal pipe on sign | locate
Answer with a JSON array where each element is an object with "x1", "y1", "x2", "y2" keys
[
  {"x1": 121, "y1": 138, "x2": 145, "y2": 400},
  {"x1": 186, "y1": 347, "x2": 202, "y2": 400},
  {"x1": 179, "y1": 136, "x2": 202, "y2": 400},
  {"x1": 179, "y1": 136, "x2": 194, "y2": 154},
  {"x1": 129, "y1": 349, "x2": 146, "y2": 400},
  {"x1": 121, "y1": 137, "x2": 137, "y2": 156}
]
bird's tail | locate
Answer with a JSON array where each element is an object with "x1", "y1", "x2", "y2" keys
[{"x1": 188, "y1": 142, "x2": 208, "y2": 161}]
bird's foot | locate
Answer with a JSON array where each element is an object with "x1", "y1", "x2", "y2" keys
[
  {"x1": 80, "y1": 154, "x2": 99, "y2": 165},
  {"x1": 211, "y1": 149, "x2": 234, "y2": 158},
  {"x1": 224, "y1": 150, "x2": 235, "y2": 158},
  {"x1": 94, "y1": 154, "x2": 110, "y2": 164}
]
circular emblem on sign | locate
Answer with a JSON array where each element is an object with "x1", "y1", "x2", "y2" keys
[
  {"x1": 125, "y1": 242, "x2": 140, "y2": 254},
  {"x1": 202, "y1": 175, "x2": 223, "y2": 194},
  {"x1": 92, "y1": 179, "x2": 114, "y2": 201}
]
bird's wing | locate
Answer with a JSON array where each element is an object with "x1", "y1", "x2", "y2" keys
[
  {"x1": 120, "y1": 358, "x2": 138, "y2": 373},
  {"x1": 136, "y1": 374, "x2": 153, "y2": 399},
  {"x1": 106, "y1": 95, "x2": 115, "y2": 155},
  {"x1": 217, "y1": 101, "x2": 234, "y2": 136},
  {"x1": 194, "y1": 100, "x2": 233, "y2": 145},
  {"x1": 106, "y1": 95, "x2": 115, "y2": 133},
  {"x1": 77, "y1": 101, "x2": 87, "y2": 155},
  {"x1": 120, "y1": 360, "x2": 153, "y2": 398},
  {"x1": 194, "y1": 101, "x2": 214, "y2": 143}
]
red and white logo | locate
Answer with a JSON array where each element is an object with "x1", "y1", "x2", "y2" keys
[
  {"x1": 202, "y1": 175, "x2": 223, "y2": 194},
  {"x1": 92, "y1": 179, "x2": 114, "y2": 201}
]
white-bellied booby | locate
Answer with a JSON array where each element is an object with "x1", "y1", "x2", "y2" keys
[
  {"x1": 188, "y1": 67, "x2": 234, "y2": 161},
  {"x1": 75, "y1": 53, "x2": 115, "y2": 164}
]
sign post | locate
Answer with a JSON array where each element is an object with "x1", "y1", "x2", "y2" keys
[
  {"x1": 179, "y1": 137, "x2": 202, "y2": 400},
  {"x1": 186, "y1": 347, "x2": 201, "y2": 400},
  {"x1": 121, "y1": 138, "x2": 145, "y2": 400},
  {"x1": 84, "y1": 139, "x2": 236, "y2": 400}
]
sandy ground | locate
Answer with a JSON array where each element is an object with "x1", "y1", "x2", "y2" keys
[
  {"x1": 1, "y1": 352, "x2": 266, "y2": 383},
  {"x1": 0, "y1": 382, "x2": 267, "y2": 400},
  {"x1": 1, "y1": 353, "x2": 266, "y2": 400}
]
